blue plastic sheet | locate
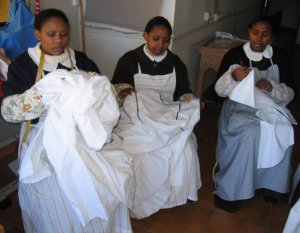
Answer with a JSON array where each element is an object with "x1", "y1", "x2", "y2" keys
[{"x1": 0, "y1": 0, "x2": 38, "y2": 60}]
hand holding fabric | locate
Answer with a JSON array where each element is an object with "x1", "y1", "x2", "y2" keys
[
  {"x1": 179, "y1": 93, "x2": 193, "y2": 103},
  {"x1": 119, "y1": 87, "x2": 135, "y2": 100},
  {"x1": 232, "y1": 66, "x2": 251, "y2": 81},
  {"x1": 114, "y1": 83, "x2": 135, "y2": 106},
  {"x1": 256, "y1": 78, "x2": 273, "y2": 92}
]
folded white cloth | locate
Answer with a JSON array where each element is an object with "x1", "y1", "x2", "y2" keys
[
  {"x1": 229, "y1": 69, "x2": 255, "y2": 107},
  {"x1": 258, "y1": 120, "x2": 293, "y2": 168}
]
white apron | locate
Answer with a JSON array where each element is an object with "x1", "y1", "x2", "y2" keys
[
  {"x1": 113, "y1": 63, "x2": 201, "y2": 219},
  {"x1": 133, "y1": 63, "x2": 191, "y2": 188},
  {"x1": 134, "y1": 63, "x2": 176, "y2": 102}
]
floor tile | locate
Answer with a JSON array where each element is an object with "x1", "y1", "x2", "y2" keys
[
  {"x1": 131, "y1": 215, "x2": 154, "y2": 231},
  {"x1": 224, "y1": 197, "x2": 271, "y2": 228},
  {"x1": 191, "y1": 182, "x2": 216, "y2": 212},
  {"x1": 0, "y1": 192, "x2": 23, "y2": 226},
  {"x1": 268, "y1": 203, "x2": 291, "y2": 232},
  {"x1": 144, "y1": 205, "x2": 213, "y2": 233},
  {"x1": 0, "y1": 217, "x2": 24, "y2": 233},
  {"x1": 206, "y1": 213, "x2": 271, "y2": 233},
  {"x1": 198, "y1": 157, "x2": 216, "y2": 184}
]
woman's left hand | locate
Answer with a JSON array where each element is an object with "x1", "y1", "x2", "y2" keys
[
  {"x1": 255, "y1": 78, "x2": 273, "y2": 92},
  {"x1": 181, "y1": 93, "x2": 193, "y2": 103}
]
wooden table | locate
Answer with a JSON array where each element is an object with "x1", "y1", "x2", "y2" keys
[{"x1": 194, "y1": 38, "x2": 245, "y2": 98}]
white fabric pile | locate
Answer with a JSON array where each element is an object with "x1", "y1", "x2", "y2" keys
[{"x1": 19, "y1": 69, "x2": 135, "y2": 226}]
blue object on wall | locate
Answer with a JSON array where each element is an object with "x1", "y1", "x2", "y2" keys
[{"x1": 0, "y1": 0, "x2": 38, "y2": 60}]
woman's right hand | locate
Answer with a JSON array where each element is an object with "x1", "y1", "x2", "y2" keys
[
  {"x1": 232, "y1": 66, "x2": 251, "y2": 81},
  {"x1": 119, "y1": 87, "x2": 135, "y2": 99}
]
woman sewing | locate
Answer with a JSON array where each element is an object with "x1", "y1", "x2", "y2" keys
[{"x1": 213, "y1": 16, "x2": 296, "y2": 212}]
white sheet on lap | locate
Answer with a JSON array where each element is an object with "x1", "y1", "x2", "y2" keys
[
  {"x1": 258, "y1": 120, "x2": 293, "y2": 168},
  {"x1": 119, "y1": 90, "x2": 200, "y2": 186},
  {"x1": 120, "y1": 90, "x2": 199, "y2": 154},
  {"x1": 228, "y1": 70, "x2": 294, "y2": 169}
]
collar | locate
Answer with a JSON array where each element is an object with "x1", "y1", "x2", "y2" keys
[
  {"x1": 28, "y1": 43, "x2": 75, "y2": 71},
  {"x1": 143, "y1": 44, "x2": 168, "y2": 62},
  {"x1": 243, "y1": 42, "x2": 273, "y2": 62}
]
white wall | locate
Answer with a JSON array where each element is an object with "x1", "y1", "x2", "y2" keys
[
  {"x1": 85, "y1": 0, "x2": 164, "y2": 31},
  {"x1": 172, "y1": 0, "x2": 261, "y2": 93},
  {"x1": 84, "y1": 22, "x2": 144, "y2": 78}
]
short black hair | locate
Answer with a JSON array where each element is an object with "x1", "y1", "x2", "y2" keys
[
  {"x1": 34, "y1": 8, "x2": 70, "y2": 31},
  {"x1": 248, "y1": 16, "x2": 273, "y2": 33},
  {"x1": 144, "y1": 16, "x2": 172, "y2": 35}
]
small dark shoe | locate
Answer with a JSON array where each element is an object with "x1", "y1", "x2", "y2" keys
[
  {"x1": 262, "y1": 195, "x2": 279, "y2": 204},
  {"x1": 214, "y1": 195, "x2": 240, "y2": 213},
  {"x1": 259, "y1": 189, "x2": 283, "y2": 204}
]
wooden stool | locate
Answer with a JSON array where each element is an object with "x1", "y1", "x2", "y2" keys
[{"x1": 194, "y1": 38, "x2": 245, "y2": 98}]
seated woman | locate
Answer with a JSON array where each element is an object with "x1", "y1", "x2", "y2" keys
[
  {"x1": 213, "y1": 16, "x2": 296, "y2": 212},
  {"x1": 111, "y1": 16, "x2": 201, "y2": 219},
  {"x1": 1, "y1": 9, "x2": 134, "y2": 233}
]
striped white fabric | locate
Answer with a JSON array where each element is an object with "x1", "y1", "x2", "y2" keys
[{"x1": 19, "y1": 173, "x2": 132, "y2": 233}]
